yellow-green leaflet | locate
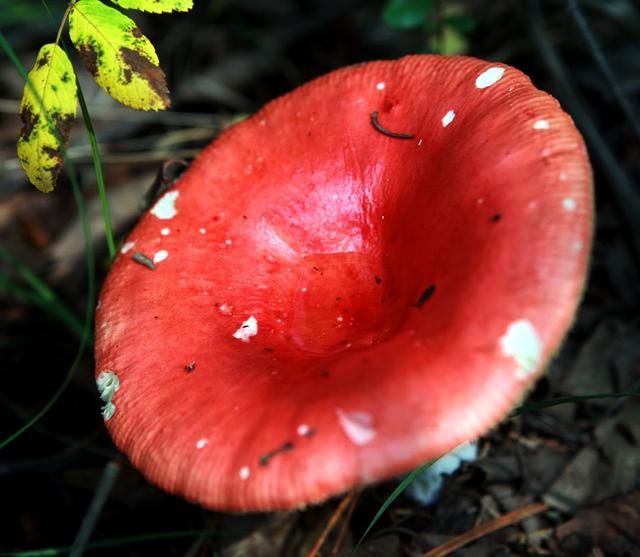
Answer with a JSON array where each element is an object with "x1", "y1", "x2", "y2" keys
[
  {"x1": 109, "y1": 0, "x2": 193, "y2": 13},
  {"x1": 69, "y1": 0, "x2": 170, "y2": 111},
  {"x1": 17, "y1": 43, "x2": 77, "y2": 193}
]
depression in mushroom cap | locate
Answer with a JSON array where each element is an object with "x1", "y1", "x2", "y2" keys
[{"x1": 95, "y1": 55, "x2": 592, "y2": 511}]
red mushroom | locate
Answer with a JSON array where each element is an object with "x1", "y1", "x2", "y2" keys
[{"x1": 95, "y1": 55, "x2": 592, "y2": 511}]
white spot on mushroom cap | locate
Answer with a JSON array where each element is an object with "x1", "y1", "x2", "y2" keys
[
  {"x1": 101, "y1": 402, "x2": 116, "y2": 421},
  {"x1": 533, "y1": 119, "x2": 550, "y2": 130},
  {"x1": 199, "y1": 228, "x2": 206, "y2": 234},
  {"x1": 376, "y1": 82, "x2": 385, "y2": 90},
  {"x1": 151, "y1": 191, "x2": 179, "y2": 220},
  {"x1": 153, "y1": 250, "x2": 168, "y2": 263},
  {"x1": 562, "y1": 198, "x2": 577, "y2": 211},
  {"x1": 97, "y1": 371, "x2": 120, "y2": 403},
  {"x1": 196, "y1": 438, "x2": 208, "y2": 449},
  {"x1": 441, "y1": 110, "x2": 456, "y2": 127},
  {"x1": 336, "y1": 409, "x2": 377, "y2": 445},
  {"x1": 218, "y1": 302, "x2": 234, "y2": 316},
  {"x1": 97, "y1": 371, "x2": 120, "y2": 421},
  {"x1": 233, "y1": 315, "x2": 258, "y2": 343},
  {"x1": 500, "y1": 320, "x2": 542, "y2": 380},
  {"x1": 120, "y1": 241, "x2": 135, "y2": 254},
  {"x1": 239, "y1": 466, "x2": 251, "y2": 480},
  {"x1": 297, "y1": 424, "x2": 311, "y2": 436},
  {"x1": 160, "y1": 227, "x2": 170, "y2": 236},
  {"x1": 475, "y1": 66, "x2": 505, "y2": 89}
]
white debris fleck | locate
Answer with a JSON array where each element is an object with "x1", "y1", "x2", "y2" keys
[
  {"x1": 297, "y1": 424, "x2": 311, "y2": 436},
  {"x1": 562, "y1": 197, "x2": 577, "y2": 211},
  {"x1": 120, "y1": 241, "x2": 135, "y2": 254},
  {"x1": 151, "y1": 190, "x2": 179, "y2": 220},
  {"x1": 239, "y1": 466, "x2": 251, "y2": 480},
  {"x1": 97, "y1": 371, "x2": 120, "y2": 421},
  {"x1": 160, "y1": 227, "x2": 170, "y2": 236},
  {"x1": 475, "y1": 66, "x2": 505, "y2": 89},
  {"x1": 196, "y1": 438, "x2": 208, "y2": 449},
  {"x1": 233, "y1": 315, "x2": 258, "y2": 343},
  {"x1": 336, "y1": 409, "x2": 376, "y2": 445},
  {"x1": 153, "y1": 250, "x2": 168, "y2": 263},
  {"x1": 218, "y1": 302, "x2": 234, "y2": 316},
  {"x1": 417, "y1": 138, "x2": 423, "y2": 146},
  {"x1": 101, "y1": 402, "x2": 116, "y2": 421},
  {"x1": 97, "y1": 371, "x2": 120, "y2": 402},
  {"x1": 199, "y1": 227, "x2": 206, "y2": 234},
  {"x1": 406, "y1": 441, "x2": 478, "y2": 505},
  {"x1": 533, "y1": 119, "x2": 550, "y2": 130},
  {"x1": 441, "y1": 110, "x2": 456, "y2": 127},
  {"x1": 336, "y1": 315, "x2": 344, "y2": 323},
  {"x1": 376, "y1": 82, "x2": 386, "y2": 91},
  {"x1": 499, "y1": 319, "x2": 542, "y2": 379},
  {"x1": 224, "y1": 239, "x2": 233, "y2": 246}
]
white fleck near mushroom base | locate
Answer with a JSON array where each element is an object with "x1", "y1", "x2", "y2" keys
[{"x1": 95, "y1": 55, "x2": 593, "y2": 511}]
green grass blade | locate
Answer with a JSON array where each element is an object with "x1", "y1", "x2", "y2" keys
[
  {"x1": 0, "y1": 250, "x2": 87, "y2": 340},
  {"x1": 75, "y1": 74, "x2": 117, "y2": 261},
  {"x1": 512, "y1": 388, "x2": 640, "y2": 416},
  {"x1": 350, "y1": 458, "x2": 436, "y2": 555}
]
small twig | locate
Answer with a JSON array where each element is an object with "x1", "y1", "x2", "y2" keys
[
  {"x1": 422, "y1": 501, "x2": 548, "y2": 557},
  {"x1": 371, "y1": 112, "x2": 416, "y2": 139},
  {"x1": 331, "y1": 490, "x2": 358, "y2": 555},
  {"x1": 306, "y1": 491, "x2": 356, "y2": 557},
  {"x1": 132, "y1": 252, "x2": 156, "y2": 270},
  {"x1": 69, "y1": 459, "x2": 122, "y2": 557}
]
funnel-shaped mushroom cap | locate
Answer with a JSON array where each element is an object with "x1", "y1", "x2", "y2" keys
[{"x1": 95, "y1": 55, "x2": 592, "y2": 511}]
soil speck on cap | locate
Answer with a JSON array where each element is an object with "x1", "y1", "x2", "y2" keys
[{"x1": 415, "y1": 284, "x2": 436, "y2": 307}]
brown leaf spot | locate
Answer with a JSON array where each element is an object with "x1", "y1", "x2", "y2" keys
[
  {"x1": 119, "y1": 47, "x2": 170, "y2": 108},
  {"x1": 123, "y1": 68, "x2": 132, "y2": 84},
  {"x1": 36, "y1": 53, "x2": 50, "y2": 69},
  {"x1": 77, "y1": 43, "x2": 98, "y2": 76},
  {"x1": 53, "y1": 113, "x2": 74, "y2": 144},
  {"x1": 131, "y1": 27, "x2": 143, "y2": 38},
  {"x1": 41, "y1": 146, "x2": 64, "y2": 182},
  {"x1": 19, "y1": 107, "x2": 39, "y2": 142}
]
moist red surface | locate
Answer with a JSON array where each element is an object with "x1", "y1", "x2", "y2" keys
[{"x1": 95, "y1": 55, "x2": 592, "y2": 510}]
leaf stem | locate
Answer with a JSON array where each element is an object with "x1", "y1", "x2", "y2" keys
[{"x1": 55, "y1": 2, "x2": 75, "y2": 47}]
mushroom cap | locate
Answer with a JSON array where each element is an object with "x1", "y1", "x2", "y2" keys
[{"x1": 95, "y1": 55, "x2": 592, "y2": 511}]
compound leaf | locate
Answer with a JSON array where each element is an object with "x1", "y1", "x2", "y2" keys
[
  {"x1": 109, "y1": 0, "x2": 193, "y2": 13},
  {"x1": 17, "y1": 43, "x2": 77, "y2": 193},
  {"x1": 69, "y1": 0, "x2": 170, "y2": 111}
]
